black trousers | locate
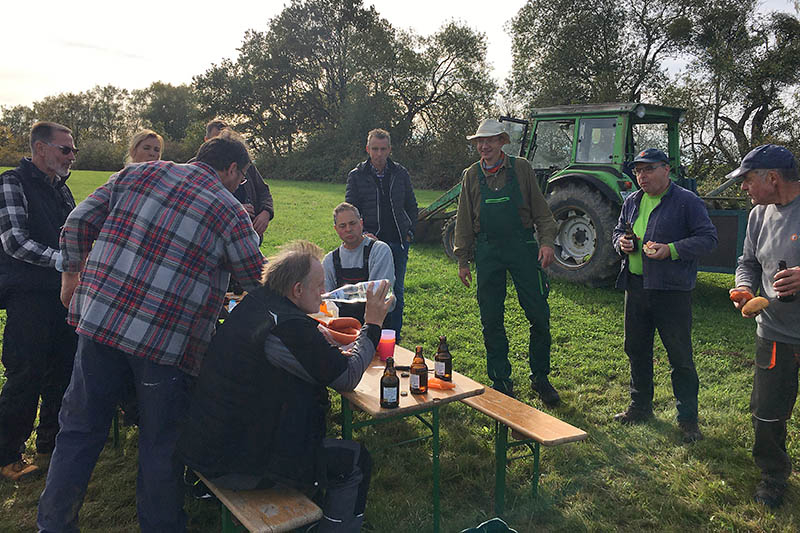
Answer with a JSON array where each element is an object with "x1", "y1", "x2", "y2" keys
[
  {"x1": 751, "y1": 336, "x2": 800, "y2": 483},
  {"x1": 0, "y1": 290, "x2": 77, "y2": 465},
  {"x1": 210, "y1": 438, "x2": 371, "y2": 533},
  {"x1": 623, "y1": 275, "x2": 699, "y2": 422}
]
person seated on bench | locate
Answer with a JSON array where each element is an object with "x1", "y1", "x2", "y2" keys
[
  {"x1": 179, "y1": 241, "x2": 394, "y2": 532},
  {"x1": 322, "y1": 202, "x2": 395, "y2": 323}
]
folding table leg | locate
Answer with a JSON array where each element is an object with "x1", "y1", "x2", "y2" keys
[
  {"x1": 432, "y1": 405, "x2": 440, "y2": 533},
  {"x1": 112, "y1": 410, "x2": 119, "y2": 448},
  {"x1": 494, "y1": 421, "x2": 508, "y2": 516}
]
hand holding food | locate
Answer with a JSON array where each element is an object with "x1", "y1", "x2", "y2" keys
[
  {"x1": 729, "y1": 288, "x2": 754, "y2": 305},
  {"x1": 643, "y1": 241, "x2": 657, "y2": 256},
  {"x1": 741, "y1": 296, "x2": 769, "y2": 317}
]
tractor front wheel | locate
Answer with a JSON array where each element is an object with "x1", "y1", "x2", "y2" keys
[{"x1": 545, "y1": 183, "x2": 620, "y2": 285}]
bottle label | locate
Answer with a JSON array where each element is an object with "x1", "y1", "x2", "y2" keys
[
  {"x1": 410, "y1": 374, "x2": 420, "y2": 389},
  {"x1": 382, "y1": 386, "x2": 398, "y2": 403},
  {"x1": 435, "y1": 361, "x2": 445, "y2": 378}
]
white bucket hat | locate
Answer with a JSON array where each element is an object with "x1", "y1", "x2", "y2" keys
[{"x1": 466, "y1": 118, "x2": 511, "y2": 143}]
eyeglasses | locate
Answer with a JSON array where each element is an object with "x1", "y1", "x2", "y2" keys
[
  {"x1": 43, "y1": 142, "x2": 79, "y2": 155},
  {"x1": 238, "y1": 167, "x2": 248, "y2": 185},
  {"x1": 633, "y1": 164, "x2": 665, "y2": 175}
]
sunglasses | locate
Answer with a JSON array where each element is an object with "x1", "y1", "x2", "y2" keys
[{"x1": 44, "y1": 142, "x2": 79, "y2": 155}]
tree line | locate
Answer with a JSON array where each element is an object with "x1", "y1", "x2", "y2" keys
[{"x1": 1, "y1": 0, "x2": 798, "y2": 190}]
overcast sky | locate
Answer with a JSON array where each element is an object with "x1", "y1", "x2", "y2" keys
[{"x1": 0, "y1": 0, "x2": 795, "y2": 109}]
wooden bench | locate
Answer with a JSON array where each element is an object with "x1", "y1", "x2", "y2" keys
[
  {"x1": 195, "y1": 472, "x2": 323, "y2": 533},
  {"x1": 461, "y1": 387, "x2": 588, "y2": 515}
]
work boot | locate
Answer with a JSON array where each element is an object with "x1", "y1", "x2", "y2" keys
[
  {"x1": 531, "y1": 375, "x2": 560, "y2": 406},
  {"x1": 1, "y1": 459, "x2": 40, "y2": 482},
  {"x1": 492, "y1": 380, "x2": 515, "y2": 399},
  {"x1": 678, "y1": 420, "x2": 704, "y2": 443},
  {"x1": 754, "y1": 479, "x2": 786, "y2": 508},
  {"x1": 613, "y1": 407, "x2": 653, "y2": 425}
]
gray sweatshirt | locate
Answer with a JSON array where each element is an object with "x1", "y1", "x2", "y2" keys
[{"x1": 735, "y1": 194, "x2": 800, "y2": 344}]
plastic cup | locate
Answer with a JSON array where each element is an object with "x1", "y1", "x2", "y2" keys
[{"x1": 377, "y1": 329, "x2": 396, "y2": 361}]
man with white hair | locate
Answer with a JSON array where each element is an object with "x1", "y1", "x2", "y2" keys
[
  {"x1": 453, "y1": 119, "x2": 559, "y2": 405},
  {"x1": 729, "y1": 144, "x2": 800, "y2": 508}
]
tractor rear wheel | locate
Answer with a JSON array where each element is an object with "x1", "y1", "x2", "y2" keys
[
  {"x1": 441, "y1": 216, "x2": 458, "y2": 261},
  {"x1": 545, "y1": 183, "x2": 620, "y2": 285}
]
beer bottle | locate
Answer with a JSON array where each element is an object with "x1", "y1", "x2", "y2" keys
[
  {"x1": 434, "y1": 335, "x2": 452, "y2": 382},
  {"x1": 777, "y1": 260, "x2": 797, "y2": 303},
  {"x1": 624, "y1": 222, "x2": 638, "y2": 252},
  {"x1": 380, "y1": 357, "x2": 400, "y2": 409},
  {"x1": 410, "y1": 346, "x2": 428, "y2": 395}
]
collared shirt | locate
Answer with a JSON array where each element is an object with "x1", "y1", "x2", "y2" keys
[
  {"x1": 453, "y1": 156, "x2": 557, "y2": 267},
  {"x1": 60, "y1": 160, "x2": 265, "y2": 375},
  {"x1": 0, "y1": 158, "x2": 74, "y2": 268}
]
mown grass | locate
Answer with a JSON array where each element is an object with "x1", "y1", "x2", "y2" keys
[{"x1": 1, "y1": 168, "x2": 798, "y2": 532}]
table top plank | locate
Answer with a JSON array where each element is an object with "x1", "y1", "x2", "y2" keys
[{"x1": 341, "y1": 345, "x2": 484, "y2": 417}]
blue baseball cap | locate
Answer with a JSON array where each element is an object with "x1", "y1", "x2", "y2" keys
[
  {"x1": 633, "y1": 148, "x2": 669, "y2": 164},
  {"x1": 728, "y1": 144, "x2": 798, "y2": 181}
]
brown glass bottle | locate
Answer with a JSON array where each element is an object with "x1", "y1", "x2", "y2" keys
[
  {"x1": 380, "y1": 357, "x2": 400, "y2": 408},
  {"x1": 410, "y1": 346, "x2": 428, "y2": 394},
  {"x1": 434, "y1": 335, "x2": 452, "y2": 382},
  {"x1": 624, "y1": 222, "x2": 638, "y2": 252},
  {"x1": 777, "y1": 260, "x2": 797, "y2": 303}
]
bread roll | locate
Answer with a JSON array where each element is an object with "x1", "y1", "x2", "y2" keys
[
  {"x1": 742, "y1": 296, "x2": 769, "y2": 315},
  {"x1": 643, "y1": 241, "x2": 657, "y2": 256}
]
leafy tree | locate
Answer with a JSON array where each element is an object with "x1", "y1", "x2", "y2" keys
[
  {"x1": 134, "y1": 82, "x2": 200, "y2": 141},
  {"x1": 508, "y1": 0, "x2": 691, "y2": 108}
]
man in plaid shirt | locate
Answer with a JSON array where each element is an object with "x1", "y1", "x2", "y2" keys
[
  {"x1": 0, "y1": 122, "x2": 77, "y2": 482},
  {"x1": 37, "y1": 130, "x2": 265, "y2": 532}
]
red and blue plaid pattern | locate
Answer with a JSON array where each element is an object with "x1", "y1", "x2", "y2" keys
[{"x1": 61, "y1": 160, "x2": 265, "y2": 375}]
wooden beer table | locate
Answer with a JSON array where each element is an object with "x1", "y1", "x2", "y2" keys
[{"x1": 339, "y1": 345, "x2": 484, "y2": 533}]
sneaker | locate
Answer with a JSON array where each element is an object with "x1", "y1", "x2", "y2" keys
[
  {"x1": 613, "y1": 408, "x2": 653, "y2": 425},
  {"x1": 678, "y1": 421, "x2": 704, "y2": 443},
  {"x1": 531, "y1": 376, "x2": 560, "y2": 406},
  {"x1": 754, "y1": 479, "x2": 786, "y2": 508},
  {"x1": 1, "y1": 459, "x2": 40, "y2": 482}
]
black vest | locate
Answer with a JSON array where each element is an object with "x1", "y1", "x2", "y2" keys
[
  {"x1": 179, "y1": 286, "x2": 327, "y2": 486},
  {"x1": 332, "y1": 238, "x2": 375, "y2": 321},
  {"x1": 0, "y1": 159, "x2": 75, "y2": 301}
]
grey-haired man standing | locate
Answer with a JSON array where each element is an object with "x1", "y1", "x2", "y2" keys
[{"x1": 730, "y1": 144, "x2": 800, "y2": 508}]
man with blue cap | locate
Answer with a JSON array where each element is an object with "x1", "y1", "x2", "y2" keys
[
  {"x1": 729, "y1": 144, "x2": 800, "y2": 508},
  {"x1": 612, "y1": 148, "x2": 717, "y2": 443}
]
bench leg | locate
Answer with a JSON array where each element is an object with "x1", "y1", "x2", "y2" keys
[
  {"x1": 342, "y1": 397, "x2": 353, "y2": 441},
  {"x1": 494, "y1": 421, "x2": 508, "y2": 517},
  {"x1": 220, "y1": 504, "x2": 245, "y2": 533}
]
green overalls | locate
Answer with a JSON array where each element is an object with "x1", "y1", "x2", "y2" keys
[{"x1": 474, "y1": 157, "x2": 551, "y2": 394}]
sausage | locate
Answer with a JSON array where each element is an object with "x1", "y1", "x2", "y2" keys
[{"x1": 729, "y1": 289, "x2": 754, "y2": 304}]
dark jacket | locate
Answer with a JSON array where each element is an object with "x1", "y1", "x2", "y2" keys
[
  {"x1": 179, "y1": 286, "x2": 379, "y2": 486},
  {"x1": 235, "y1": 165, "x2": 274, "y2": 220},
  {"x1": 612, "y1": 182, "x2": 717, "y2": 291},
  {"x1": 345, "y1": 158, "x2": 418, "y2": 244},
  {"x1": 0, "y1": 158, "x2": 75, "y2": 299}
]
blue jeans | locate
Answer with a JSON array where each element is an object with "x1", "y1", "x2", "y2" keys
[
  {"x1": 37, "y1": 335, "x2": 191, "y2": 532},
  {"x1": 386, "y1": 241, "x2": 409, "y2": 338}
]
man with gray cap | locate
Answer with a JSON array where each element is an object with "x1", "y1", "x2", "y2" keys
[
  {"x1": 453, "y1": 118, "x2": 559, "y2": 405},
  {"x1": 612, "y1": 148, "x2": 717, "y2": 443},
  {"x1": 729, "y1": 144, "x2": 800, "y2": 508}
]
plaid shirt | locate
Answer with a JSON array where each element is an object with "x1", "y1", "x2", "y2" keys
[
  {"x1": 0, "y1": 158, "x2": 75, "y2": 268},
  {"x1": 61, "y1": 160, "x2": 265, "y2": 375}
]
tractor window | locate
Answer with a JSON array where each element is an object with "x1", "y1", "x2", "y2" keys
[
  {"x1": 529, "y1": 120, "x2": 574, "y2": 170},
  {"x1": 630, "y1": 123, "x2": 669, "y2": 157},
  {"x1": 576, "y1": 118, "x2": 616, "y2": 163}
]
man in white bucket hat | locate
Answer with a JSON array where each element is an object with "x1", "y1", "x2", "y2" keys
[{"x1": 453, "y1": 118, "x2": 560, "y2": 405}]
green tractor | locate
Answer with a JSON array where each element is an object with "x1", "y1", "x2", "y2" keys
[{"x1": 418, "y1": 103, "x2": 749, "y2": 285}]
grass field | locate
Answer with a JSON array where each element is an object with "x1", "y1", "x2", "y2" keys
[{"x1": 1, "y1": 168, "x2": 798, "y2": 532}]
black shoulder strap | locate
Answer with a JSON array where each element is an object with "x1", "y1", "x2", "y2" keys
[
  {"x1": 362, "y1": 238, "x2": 375, "y2": 272},
  {"x1": 332, "y1": 248, "x2": 343, "y2": 286}
]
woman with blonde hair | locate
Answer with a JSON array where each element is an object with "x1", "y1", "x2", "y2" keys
[{"x1": 126, "y1": 129, "x2": 164, "y2": 164}]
